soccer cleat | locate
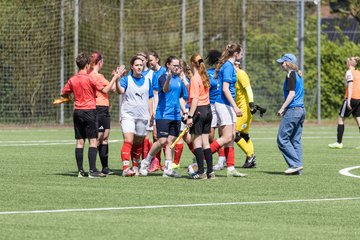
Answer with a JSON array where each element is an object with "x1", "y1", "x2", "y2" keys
[
  {"x1": 227, "y1": 169, "x2": 247, "y2": 177},
  {"x1": 284, "y1": 166, "x2": 303, "y2": 174},
  {"x1": 148, "y1": 158, "x2": 161, "y2": 173},
  {"x1": 78, "y1": 170, "x2": 88, "y2": 178},
  {"x1": 101, "y1": 167, "x2": 114, "y2": 175},
  {"x1": 88, "y1": 170, "x2": 106, "y2": 178},
  {"x1": 172, "y1": 163, "x2": 180, "y2": 169},
  {"x1": 190, "y1": 172, "x2": 207, "y2": 180},
  {"x1": 207, "y1": 172, "x2": 216, "y2": 180},
  {"x1": 328, "y1": 142, "x2": 343, "y2": 149},
  {"x1": 140, "y1": 159, "x2": 150, "y2": 176},
  {"x1": 162, "y1": 170, "x2": 181, "y2": 178},
  {"x1": 122, "y1": 168, "x2": 136, "y2": 177},
  {"x1": 213, "y1": 163, "x2": 224, "y2": 171},
  {"x1": 133, "y1": 166, "x2": 140, "y2": 176},
  {"x1": 242, "y1": 154, "x2": 257, "y2": 168}
]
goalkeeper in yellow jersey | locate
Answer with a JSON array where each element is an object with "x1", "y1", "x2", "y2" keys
[{"x1": 234, "y1": 60, "x2": 257, "y2": 168}]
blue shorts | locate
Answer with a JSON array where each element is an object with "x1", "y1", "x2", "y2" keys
[{"x1": 155, "y1": 119, "x2": 181, "y2": 138}]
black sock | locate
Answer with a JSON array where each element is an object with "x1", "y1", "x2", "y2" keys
[
  {"x1": 75, "y1": 148, "x2": 84, "y2": 171},
  {"x1": 337, "y1": 124, "x2": 344, "y2": 143},
  {"x1": 98, "y1": 144, "x2": 108, "y2": 168},
  {"x1": 203, "y1": 148, "x2": 213, "y2": 174},
  {"x1": 194, "y1": 148, "x2": 204, "y2": 174},
  {"x1": 88, "y1": 147, "x2": 97, "y2": 172}
]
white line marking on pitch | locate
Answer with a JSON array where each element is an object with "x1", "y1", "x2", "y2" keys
[
  {"x1": 0, "y1": 197, "x2": 359, "y2": 215},
  {"x1": 339, "y1": 166, "x2": 360, "y2": 179},
  {"x1": 0, "y1": 139, "x2": 122, "y2": 147}
]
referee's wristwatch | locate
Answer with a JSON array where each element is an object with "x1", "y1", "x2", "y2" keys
[{"x1": 187, "y1": 115, "x2": 193, "y2": 119}]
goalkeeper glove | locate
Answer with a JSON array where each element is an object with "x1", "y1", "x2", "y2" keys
[{"x1": 249, "y1": 102, "x2": 256, "y2": 115}]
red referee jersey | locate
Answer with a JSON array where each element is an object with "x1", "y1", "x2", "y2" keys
[{"x1": 62, "y1": 72, "x2": 104, "y2": 110}]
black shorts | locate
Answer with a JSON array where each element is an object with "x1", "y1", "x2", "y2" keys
[
  {"x1": 96, "y1": 106, "x2": 110, "y2": 132},
  {"x1": 350, "y1": 99, "x2": 360, "y2": 117},
  {"x1": 190, "y1": 105, "x2": 212, "y2": 135},
  {"x1": 339, "y1": 100, "x2": 351, "y2": 118},
  {"x1": 155, "y1": 119, "x2": 181, "y2": 138},
  {"x1": 73, "y1": 109, "x2": 98, "y2": 139}
]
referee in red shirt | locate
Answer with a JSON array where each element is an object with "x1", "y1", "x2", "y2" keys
[{"x1": 62, "y1": 52, "x2": 125, "y2": 178}]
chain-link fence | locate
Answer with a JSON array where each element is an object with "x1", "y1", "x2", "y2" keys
[{"x1": 0, "y1": 0, "x2": 319, "y2": 124}]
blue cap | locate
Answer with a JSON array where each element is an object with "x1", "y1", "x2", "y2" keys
[{"x1": 276, "y1": 53, "x2": 297, "y2": 64}]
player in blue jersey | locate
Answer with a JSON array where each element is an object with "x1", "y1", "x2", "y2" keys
[
  {"x1": 171, "y1": 59, "x2": 193, "y2": 169},
  {"x1": 205, "y1": 50, "x2": 227, "y2": 171},
  {"x1": 116, "y1": 55, "x2": 154, "y2": 177},
  {"x1": 147, "y1": 50, "x2": 167, "y2": 172},
  {"x1": 140, "y1": 56, "x2": 188, "y2": 178},
  {"x1": 210, "y1": 43, "x2": 247, "y2": 177},
  {"x1": 276, "y1": 53, "x2": 305, "y2": 175}
]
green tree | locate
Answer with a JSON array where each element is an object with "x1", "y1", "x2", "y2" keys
[{"x1": 329, "y1": 0, "x2": 360, "y2": 23}]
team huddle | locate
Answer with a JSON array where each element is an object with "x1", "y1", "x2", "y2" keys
[{"x1": 61, "y1": 43, "x2": 301, "y2": 179}]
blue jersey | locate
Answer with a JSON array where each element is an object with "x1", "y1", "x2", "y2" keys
[
  {"x1": 156, "y1": 73, "x2": 186, "y2": 120},
  {"x1": 215, "y1": 60, "x2": 236, "y2": 106},
  {"x1": 120, "y1": 74, "x2": 154, "y2": 99},
  {"x1": 207, "y1": 68, "x2": 219, "y2": 104},
  {"x1": 152, "y1": 66, "x2": 167, "y2": 91}
]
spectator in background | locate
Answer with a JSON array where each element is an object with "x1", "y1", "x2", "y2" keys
[
  {"x1": 276, "y1": 53, "x2": 305, "y2": 175},
  {"x1": 62, "y1": 52, "x2": 124, "y2": 178},
  {"x1": 328, "y1": 56, "x2": 360, "y2": 149}
]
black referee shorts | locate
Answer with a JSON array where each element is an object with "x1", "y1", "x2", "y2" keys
[
  {"x1": 190, "y1": 105, "x2": 212, "y2": 135},
  {"x1": 339, "y1": 100, "x2": 351, "y2": 118},
  {"x1": 96, "y1": 106, "x2": 111, "y2": 133},
  {"x1": 73, "y1": 109, "x2": 98, "y2": 139}
]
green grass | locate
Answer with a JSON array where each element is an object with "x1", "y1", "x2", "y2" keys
[{"x1": 1, "y1": 123, "x2": 360, "y2": 240}]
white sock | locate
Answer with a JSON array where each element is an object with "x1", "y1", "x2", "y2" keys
[
  {"x1": 218, "y1": 156, "x2": 226, "y2": 166},
  {"x1": 145, "y1": 154, "x2": 153, "y2": 163},
  {"x1": 164, "y1": 160, "x2": 172, "y2": 171},
  {"x1": 227, "y1": 166, "x2": 235, "y2": 171}
]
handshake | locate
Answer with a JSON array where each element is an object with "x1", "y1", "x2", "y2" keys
[{"x1": 249, "y1": 103, "x2": 267, "y2": 117}]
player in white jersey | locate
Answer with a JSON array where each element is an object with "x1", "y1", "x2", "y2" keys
[
  {"x1": 116, "y1": 55, "x2": 154, "y2": 176},
  {"x1": 136, "y1": 52, "x2": 155, "y2": 162}
]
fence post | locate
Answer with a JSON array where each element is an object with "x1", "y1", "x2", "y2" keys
[
  {"x1": 317, "y1": 0, "x2": 321, "y2": 124},
  {"x1": 74, "y1": 0, "x2": 79, "y2": 74},
  {"x1": 60, "y1": 0, "x2": 65, "y2": 124},
  {"x1": 182, "y1": 0, "x2": 186, "y2": 60}
]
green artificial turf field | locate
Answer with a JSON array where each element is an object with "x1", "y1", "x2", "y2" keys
[{"x1": 0, "y1": 123, "x2": 359, "y2": 240}]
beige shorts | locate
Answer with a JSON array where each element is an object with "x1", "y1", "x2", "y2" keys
[
  {"x1": 214, "y1": 102, "x2": 236, "y2": 126},
  {"x1": 121, "y1": 118, "x2": 148, "y2": 136}
]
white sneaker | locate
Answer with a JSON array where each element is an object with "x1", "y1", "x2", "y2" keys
[
  {"x1": 328, "y1": 142, "x2": 343, "y2": 149},
  {"x1": 163, "y1": 170, "x2": 181, "y2": 178},
  {"x1": 227, "y1": 169, "x2": 247, "y2": 177},
  {"x1": 140, "y1": 160, "x2": 150, "y2": 176},
  {"x1": 284, "y1": 166, "x2": 303, "y2": 174},
  {"x1": 213, "y1": 163, "x2": 224, "y2": 171}
]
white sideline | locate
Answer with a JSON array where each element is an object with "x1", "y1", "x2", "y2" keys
[
  {"x1": 0, "y1": 139, "x2": 121, "y2": 147},
  {"x1": 339, "y1": 166, "x2": 360, "y2": 179},
  {"x1": 1, "y1": 197, "x2": 360, "y2": 215}
]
